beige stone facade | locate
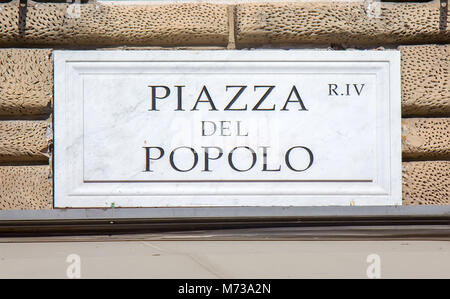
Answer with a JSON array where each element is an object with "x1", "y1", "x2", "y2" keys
[{"x1": 0, "y1": 0, "x2": 448, "y2": 209}]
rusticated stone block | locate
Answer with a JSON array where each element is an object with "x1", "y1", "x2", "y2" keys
[
  {"x1": 402, "y1": 118, "x2": 450, "y2": 160},
  {"x1": 236, "y1": 1, "x2": 449, "y2": 46},
  {"x1": 0, "y1": 121, "x2": 51, "y2": 162},
  {"x1": 0, "y1": 1, "x2": 229, "y2": 47},
  {"x1": 402, "y1": 161, "x2": 450, "y2": 205},
  {"x1": 0, "y1": 166, "x2": 52, "y2": 210},
  {"x1": 0, "y1": 49, "x2": 53, "y2": 117},
  {"x1": 400, "y1": 45, "x2": 450, "y2": 117}
]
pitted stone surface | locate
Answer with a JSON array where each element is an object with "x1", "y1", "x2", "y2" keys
[
  {"x1": 402, "y1": 118, "x2": 450, "y2": 160},
  {"x1": 0, "y1": 1, "x2": 448, "y2": 209},
  {"x1": 236, "y1": 1, "x2": 449, "y2": 46},
  {"x1": 400, "y1": 45, "x2": 450, "y2": 116},
  {"x1": 0, "y1": 49, "x2": 53, "y2": 117},
  {"x1": 0, "y1": 166, "x2": 52, "y2": 210},
  {"x1": 402, "y1": 161, "x2": 450, "y2": 205},
  {"x1": 0, "y1": 121, "x2": 50, "y2": 162},
  {"x1": 0, "y1": 2, "x2": 229, "y2": 47}
]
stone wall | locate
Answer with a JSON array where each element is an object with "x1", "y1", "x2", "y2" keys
[{"x1": 0, "y1": 0, "x2": 448, "y2": 209}]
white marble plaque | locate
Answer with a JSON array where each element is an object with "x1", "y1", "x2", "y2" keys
[{"x1": 54, "y1": 50, "x2": 401, "y2": 208}]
